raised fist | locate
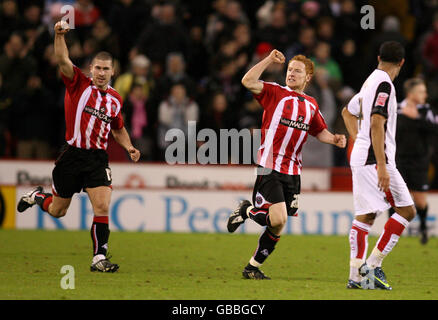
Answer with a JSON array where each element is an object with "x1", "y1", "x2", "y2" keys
[
  {"x1": 54, "y1": 21, "x2": 70, "y2": 35},
  {"x1": 269, "y1": 49, "x2": 286, "y2": 64}
]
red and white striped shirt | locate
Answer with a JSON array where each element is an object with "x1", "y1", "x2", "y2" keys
[
  {"x1": 254, "y1": 81, "x2": 327, "y2": 175},
  {"x1": 61, "y1": 66, "x2": 124, "y2": 150}
]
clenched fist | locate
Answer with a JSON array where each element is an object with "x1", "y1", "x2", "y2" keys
[
  {"x1": 54, "y1": 21, "x2": 70, "y2": 35},
  {"x1": 333, "y1": 134, "x2": 347, "y2": 148},
  {"x1": 127, "y1": 146, "x2": 141, "y2": 162},
  {"x1": 268, "y1": 49, "x2": 286, "y2": 64}
]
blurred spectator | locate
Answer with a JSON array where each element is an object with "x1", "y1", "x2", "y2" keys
[
  {"x1": 257, "y1": 4, "x2": 291, "y2": 52},
  {"x1": 205, "y1": 0, "x2": 229, "y2": 50},
  {"x1": 369, "y1": 0, "x2": 415, "y2": 41},
  {"x1": 0, "y1": 0, "x2": 21, "y2": 48},
  {"x1": 66, "y1": 37, "x2": 85, "y2": 66},
  {"x1": 90, "y1": 18, "x2": 119, "y2": 58},
  {"x1": 211, "y1": 36, "x2": 239, "y2": 70},
  {"x1": 39, "y1": 43, "x2": 65, "y2": 149},
  {"x1": 337, "y1": 39, "x2": 363, "y2": 92},
  {"x1": 20, "y1": 4, "x2": 52, "y2": 63},
  {"x1": 0, "y1": 32, "x2": 37, "y2": 97},
  {"x1": 202, "y1": 57, "x2": 243, "y2": 110},
  {"x1": 233, "y1": 23, "x2": 252, "y2": 58},
  {"x1": 12, "y1": 75, "x2": 54, "y2": 159},
  {"x1": 74, "y1": 0, "x2": 101, "y2": 42},
  {"x1": 255, "y1": 0, "x2": 274, "y2": 29},
  {"x1": 335, "y1": 0, "x2": 360, "y2": 40},
  {"x1": 224, "y1": 0, "x2": 249, "y2": 26},
  {"x1": 107, "y1": 0, "x2": 149, "y2": 68},
  {"x1": 238, "y1": 96, "x2": 263, "y2": 131},
  {"x1": 200, "y1": 91, "x2": 234, "y2": 133},
  {"x1": 123, "y1": 82, "x2": 154, "y2": 161},
  {"x1": 300, "y1": 0, "x2": 320, "y2": 27},
  {"x1": 206, "y1": 0, "x2": 249, "y2": 53},
  {"x1": 0, "y1": 72, "x2": 13, "y2": 157},
  {"x1": 311, "y1": 41, "x2": 342, "y2": 90},
  {"x1": 114, "y1": 54, "x2": 153, "y2": 101},
  {"x1": 186, "y1": 25, "x2": 210, "y2": 82},
  {"x1": 154, "y1": 52, "x2": 197, "y2": 103},
  {"x1": 421, "y1": 12, "x2": 438, "y2": 78},
  {"x1": 157, "y1": 83, "x2": 199, "y2": 160},
  {"x1": 421, "y1": 12, "x2": 438, "y2": 106},
  {"x1": 316, "y1": 16, "x2": 338, "y2": 49},
  {"x1": 132, "y1": 2, "x2": 190, "y2": 73},
  {"x1": 81, "y1": 37, "x2": 98, "y2": 65},
  {"x1": 285, "y1": 25, "x2": 316, "y2": 61},
  {"x1": 328, "y1": 0, "x2": 342, "y2": 17}
]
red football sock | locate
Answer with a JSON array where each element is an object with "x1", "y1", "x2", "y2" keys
[
  {"x1": 349, "y1": 220, "x2": 370, "y2": 260},
  {"x1": 367, "y1": 213, "x2": 409, "y2": 268},
  {"x1": 376, "y1": 213, "x2": 408, "y2": 254},
  {"x1": 349, "y1": 220, "x2": 371, "y2": 281}
]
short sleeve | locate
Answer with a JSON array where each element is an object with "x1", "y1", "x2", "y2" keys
[
  {"x1": 346, "y1": 93, "x2": 361, "y2": 117},
  {"x1": 111, "y1": 111, "x2": 124, "y2": 130},
  {"x1": 61, "y1": 65, "x2": 89, "y2": 95},
  {"x1": 371, "y1": 81, "x2": 392, "y2": 118},
  {"x1": 309, "y1": 109, "x2": 328, "y2": 136},
  {"x1": 110, "y1": 95, "x2": 124, "y2": 130},
  {"x1": 253, "y1": 81, "x2": 280, "y2": 112}
]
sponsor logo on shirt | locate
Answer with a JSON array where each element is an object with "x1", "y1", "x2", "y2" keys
[
  {"x1": 279, "y1": 116, "x2": 309, "y2": 131},
  {"x1": 84, "y1": 105, "x2": 113, "y2": 123}
]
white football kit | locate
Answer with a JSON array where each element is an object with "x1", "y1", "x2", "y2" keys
[{"x1": 347, "y1": 69, "x2": 413, "y2": 215}]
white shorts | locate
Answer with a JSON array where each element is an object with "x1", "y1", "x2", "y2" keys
[{"x1": 351, "y1": 164, "x2": 414, "y2": 216}]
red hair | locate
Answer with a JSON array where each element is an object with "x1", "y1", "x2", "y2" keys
[{"x1": 288, "y1": 55, "x2": 314, "y2": 77}]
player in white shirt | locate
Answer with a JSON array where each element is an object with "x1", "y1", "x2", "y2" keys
[{"x1": 342, "y1": 41, "x2": 415, "y2": 290}]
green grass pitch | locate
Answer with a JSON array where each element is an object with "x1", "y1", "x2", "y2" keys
[{"x1": 0, "y1": 230, "x2": 437, "y2": 300}]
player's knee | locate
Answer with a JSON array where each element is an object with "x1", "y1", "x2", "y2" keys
[
  {"x1": 269, "y1": 210, "x2": 287, "y2": 228},
  {"x1": 357, "y1": 213, "x2": 376, "y2": 225},
  {"x1": 406, "y1": 206, "x2": 417, "y2": 221},
  {"x1": 394, "y1": 205, "x2": 416, "y2": 222},
  {"x1": 276, "y1": 215, "x2": 287, "y2": 227}
]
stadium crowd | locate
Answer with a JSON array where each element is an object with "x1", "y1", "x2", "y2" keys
[{"x1": 0, "y1": 0, "x2": 437, "y2": 186}]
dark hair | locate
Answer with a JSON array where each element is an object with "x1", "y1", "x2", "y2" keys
[
  {"x1": 92, "y1": 51, "x2": 113, "y2": 65},
  {"x1": 379, "y1": 41, "x2": 405, "y2": 63}
]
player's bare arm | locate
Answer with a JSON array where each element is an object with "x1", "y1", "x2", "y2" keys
[
  {"x1": 111, "y1": 127, "x2": 140, "y2": 162},
  {"x1": 241, "y1": 49, "x2": 285, "y2": 95},
  {"x1": 54, "y1": 21, "x2": 74, "y2": 80},
  {"x1": 341, "y1": 107, "x2": 358, "y2": 141},
  {"x1": 315, "y1": 129, "x2": 346, "y2": 148},
  {"x1": 370, "y1": 113, "x2": 390, "y2": 192}
]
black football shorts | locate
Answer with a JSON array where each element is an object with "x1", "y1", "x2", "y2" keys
[
  {"x1": 252, "y1": 166, "x2": 301, "y2": 216},
  {"x1": 52, "y1": 144, "x2": 112, "y2": 198}
]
